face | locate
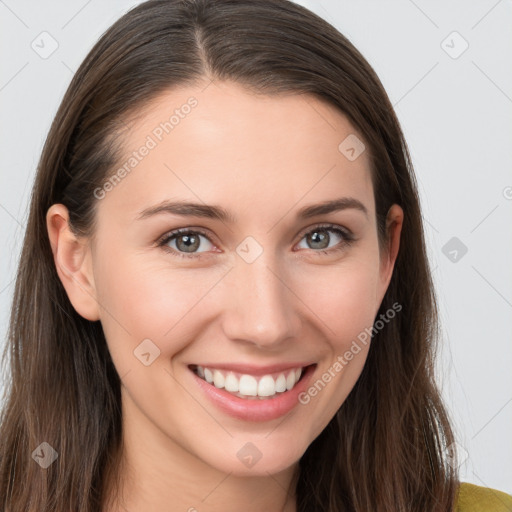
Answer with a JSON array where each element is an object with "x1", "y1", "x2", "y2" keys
[{"x1": 49, "y1": 80, "x2": 402, "y2": 480}]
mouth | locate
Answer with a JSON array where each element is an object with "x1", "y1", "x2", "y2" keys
[
  {"x1": 188, "y1": 362, "x2": 318, "y2": 422},
  {"x1": 188, "y1": 363, "x2": 313, "y2": 400}
]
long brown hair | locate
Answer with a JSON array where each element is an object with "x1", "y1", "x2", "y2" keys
[{"x1": 0, "y1": 0, "x2": 460, "y2": 510}]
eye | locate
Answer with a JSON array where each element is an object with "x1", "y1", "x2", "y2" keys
[
  {"x1": 295, "y1": 223, "x2": 354, "y2": 255},
  {"x1": 157, "y1": 228, "x2": 217, "y2": 259},
  {"x1": 157, "y1": 223, "x2": 355, "y2": 259}
]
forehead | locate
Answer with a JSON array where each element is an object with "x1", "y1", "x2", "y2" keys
[{"x1": 97, "y1": 80, "x2": 374, "y2": 227}]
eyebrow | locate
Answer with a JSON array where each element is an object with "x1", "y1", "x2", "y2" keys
[{"x1": 136, "y1": 197, "x2": 369, "y2": 223}]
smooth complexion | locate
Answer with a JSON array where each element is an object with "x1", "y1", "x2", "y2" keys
[{"x1": 47, "y1": 80, "x2": 403, "y2": 512}]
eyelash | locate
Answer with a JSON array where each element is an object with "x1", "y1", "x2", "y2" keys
[{"x1": 156, "y1": 223, "x2": 355, "y2": 260}]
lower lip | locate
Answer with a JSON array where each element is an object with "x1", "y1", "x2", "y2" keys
[{"x1": 190, "y1": 364, "x2": 317, "y2": 422}]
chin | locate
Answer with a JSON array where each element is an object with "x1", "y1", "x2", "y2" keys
[{"x1": 206, "y1": 438, "x2": 306, "y2": 478}]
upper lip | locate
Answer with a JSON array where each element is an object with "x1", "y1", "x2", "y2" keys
[{"x1": 189, "y1": 362, "x2": 316, "y2": 376}]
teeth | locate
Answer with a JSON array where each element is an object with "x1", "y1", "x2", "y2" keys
[
  {"x1": 193, "y1": 365, "x2": 304, "y2": 399},
  {"x1": 213, "y1": 370, "x2": 225, "y2": 389},
  {"x1": 275, "y1": 373, "x2": 287, "y2": 392},
  {"x1": 224, "y1": 372, "x2": 239, "y2": 393},
  {"x1": 286, "y1": 371, "x2": 295, "y2": 391},
  {"x1": 239, "y1": 375, "x2": 258, "y2": 396},
  {"x1": 258, "y1": 375, "x2": 275, "y2": 397}
]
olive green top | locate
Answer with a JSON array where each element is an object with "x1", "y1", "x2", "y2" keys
[{"x1": 457, "y1": 482, "x2": 512, "y2": 511}]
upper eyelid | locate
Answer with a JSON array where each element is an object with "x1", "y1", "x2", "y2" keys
[
  {"x1": 157, "y1": 227, "x2": 215, "y2": 247},
  {"x1": 296, "y1": 223, "x2": 351, "y2": 239}
]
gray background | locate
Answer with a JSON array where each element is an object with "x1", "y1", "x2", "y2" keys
[{"x1": 1, "y1": 0, "x2": 511, "y2": 494}]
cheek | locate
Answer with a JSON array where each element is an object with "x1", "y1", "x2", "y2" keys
[
  {"x1": 301, "y1": 258, "x2": 381, "y2": 344},
  {"x1": 93, "y1": 252, "x2": 226, "y2": 354},
  {"x1": 292, "y1": 259, "x2": 382, "y2": 437}
]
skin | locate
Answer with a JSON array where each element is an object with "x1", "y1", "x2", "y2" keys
[{"x1": 47, "y1": 80, "x2": 403, "y2": 512}]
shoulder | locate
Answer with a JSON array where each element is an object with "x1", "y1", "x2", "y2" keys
[{"x1": 456, "y1": 482, "x2": 512, "y2": 511}]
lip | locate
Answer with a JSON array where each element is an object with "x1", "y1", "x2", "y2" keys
[{"x1": 189, "y1": 363, "x2": 317, "y2": 422}]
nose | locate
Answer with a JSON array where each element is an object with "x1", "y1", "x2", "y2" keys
[{"x1": 220, "y1": 251, "x2": 302, "y2": 350}]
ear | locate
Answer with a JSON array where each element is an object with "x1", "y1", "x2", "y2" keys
[
  {"x1": 46, "y1": 204, "x2": 100, "y2": 321},
  {"x1": 376, "y1": 204, "x2": 404, "y2": 305}
]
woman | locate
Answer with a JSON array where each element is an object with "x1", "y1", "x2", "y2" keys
[{"x1": 0, "y1": 0, "x2": 510, "y2": 510}]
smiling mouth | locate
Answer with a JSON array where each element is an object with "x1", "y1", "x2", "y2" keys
[{"x1": 188, "y1": 364, "x2": 313, "y2": 400}]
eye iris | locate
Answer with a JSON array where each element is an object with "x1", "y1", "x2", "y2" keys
[
  {"x1": 307, "y1": 229, "x2": 329, "y2": 250},
  {"x1": 176, "y1": 233, "x2": 200, "y2": 252}
]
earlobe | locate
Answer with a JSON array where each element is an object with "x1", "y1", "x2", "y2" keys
[{"x1": 46, "y1": 204, "x2": 100, "y2": 321}]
